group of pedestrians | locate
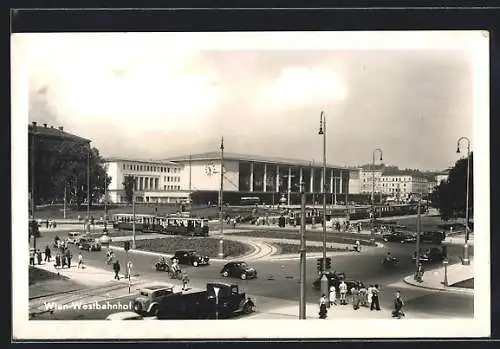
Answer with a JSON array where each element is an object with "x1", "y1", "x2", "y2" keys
[{"x1": 319, "y1": 282, "x2": 403, "y2": 319}]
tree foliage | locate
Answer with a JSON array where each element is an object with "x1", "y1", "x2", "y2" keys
[
  {"x1": 429, "y1": 152, "x2": 473, "y2": 221},
  {"x1": 30, "y1": 138, "x2": 110, "y2": 209},
  {"x1": 122, "y1": 175, "x2": 135, "y2": 204}
]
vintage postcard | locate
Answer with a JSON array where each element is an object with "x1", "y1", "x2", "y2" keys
[{"x1": 12, "y1": 30, "x2": 490, "y2": 339}]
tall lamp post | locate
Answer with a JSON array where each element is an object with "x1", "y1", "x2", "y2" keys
[
  {"x1": 299, "y1": 181, "x2": 307, "y2": 319},
  {"x1": 132, "y1": 190, "x2": 136, "y2": 249},
  {"x1": 29, "y1": 125, "x2": 37, "y2": 251},
  {"x1": 371, "y1": 148, "x2": 383, "y2": 245},
  {"x1": 414, "y1": 195, "x2": 422, "y2": 279},
  {"x1": 104, "y1": 164, "x2": 108, "y2": 232},
  {"x1": 456, "y1": 137, "x2": 471, "y2": 265},
  {"x1": 86, "y1": 147, "x2": 91, "y2": 233},
  {"x1": 218, "y1": 137, "x2": 225, "y2": 259},
  {"x1": 318, "y1": 111, "x2": 328, "y2": 296}
]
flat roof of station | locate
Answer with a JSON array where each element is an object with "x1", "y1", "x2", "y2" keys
[{"x1": 163, "y1": 152, "x2": 349, "y2": 169}]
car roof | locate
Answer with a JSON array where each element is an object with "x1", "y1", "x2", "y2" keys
[
  {"x1": 106, "y1": 311, "x2": 143, "y2": 320},
  {"x1": 141, "y1": 284, "x2": 174, "y2": 291},
  {"x1": 176, "y1": 250, "x2": 195, "y2": 253}
]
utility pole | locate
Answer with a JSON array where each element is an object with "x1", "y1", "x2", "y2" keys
[
  {"x1": 104, "y1": 164, "x2": 108, "y2": 231},
  {"x1": 30, "y1": 126, "x2": 37, "y2": 251},
  {"x1": 371, "y1": 148, "x2": 383, "y2": 245},
  {"x1": 414, "y1": 196, "x2": 421, "y2": 279},
  {"x1": 318, "y1": 111, "x2": 328, "y2": 296},
  {"x1": 87, "y1": 147, "x2": 91, "y2": 232},
  {"x1": 299, "y1": 181, "x2": 307, "y2": 319},
  {"x1": 63, "y1": 181, "x2": 67, "y2": 220},
  {"x1": 188, "y1": 154, "x2": 192, "y2": 211},
  {"x1": 132, "y1": 190, "x2": 136, "y2": 249},
  {"x1": 457, "y1": 137, "x2": 471, "y2": 265},
  {"x1": 218, "y1": 137, "x2": 225, "y2": 259}
]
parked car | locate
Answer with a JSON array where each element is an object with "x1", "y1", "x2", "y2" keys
[
  {"x1": 313, "y1": 274, "x2": 364, "y2": 294},
  {"x1": 419, "y1": 231, "x2": 446, "y2": 244},
  {"x1": 98, "y1": 233, "x2": 112, "y2": 245},
  {"x1": 156, "y1": 282, "x2": 256, "y2": 319},
  {"x1": 220, "y1": 261, "x2": 257, "y2": 280},
  {"x1": 78, "y1": 237, "x2": 102, "y2": 251},
  {"x1": 412, "y1": 247, "x2": 444, "y2": 263},
  {"x1": 171, "y1": 250, "x2": 210, "y2": 267},
  {"x1": 382, "y1": 231, "x2": 416, "y2": 243},
  {"x1": 133, "y1": 284, "x2": 177, "y2": 317},
  {"x1": 105, "y1": 311, "x2": 144, "y2": 320}
]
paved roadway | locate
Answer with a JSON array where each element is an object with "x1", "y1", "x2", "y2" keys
[{"x1": 31, "y1": 217, "x2": 473, "y2": 320}]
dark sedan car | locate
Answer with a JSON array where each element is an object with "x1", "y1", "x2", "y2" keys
[
  {"x1": 171, "y1": 250, "x2": 210, "y2": 267},
  {"x1": 220, "y1": 261, "x2": 257, "y2": 280},
  {"x1": 382, "y1": 231, "x2": 417, "y2": 243},
  {"x1": 78, "y1": 237, "x2": 102, "y2": 251},
  {"x1": 412, "y1": 247, "x2": 444, "y2": 263},
  {"x1": 312, "y1": 273, "x2": 363, "y2": 294}
]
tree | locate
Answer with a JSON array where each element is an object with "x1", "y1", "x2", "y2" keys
[
  {"x1": 30, "y1": 138, "x2": 111, "y2": 209},
  {"x1": 430, "y1": 152, "x2": 473, "y2": 221},
  {"x1": 123, "y1": 175, "x2": 135, "y2": 204}
]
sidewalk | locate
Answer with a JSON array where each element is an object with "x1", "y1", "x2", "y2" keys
[{"x1": 402, "y1": 259, "x2": 474, "y2": 295}]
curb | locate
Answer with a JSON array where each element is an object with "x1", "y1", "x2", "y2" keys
[
  {"x1": 402, "y1": 276, "x2": 474, "y2": 295},
  {"x1": 29, "y1": 286, "x2": 87, "y2": 300}
]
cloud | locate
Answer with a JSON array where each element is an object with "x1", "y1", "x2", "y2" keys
[{"x1": 23, "y1": 34, "x2": 475, "y2": 170}]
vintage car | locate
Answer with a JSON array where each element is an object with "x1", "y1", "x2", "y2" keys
[
  {"x1": 67, "y1": 232, "x2": 85, "y2": 244},
  {"x1": 98, "y1": 232, "x2": 112, "y2": 245},
  {"x1": 78, "y1": 237, "x2": 102, "y2": 251},
  {"x1": 220, "y1": 261, "x2": 257, "y2": 280},
  {"x1": 105, "y1": 311, "x2": 144, "y2": 320},
  {"x1": 133, "y1": 284, "x2": 177, "y2": 317},
  {"x1": 382, "y1": 231, "x2": 417, "y2": 243},
  {"x1": 171, "y1": 250, "x2": 210, "y2": 267},
  {"x1": 412, "y1": 247, "x2": 444, "y2": 263}
]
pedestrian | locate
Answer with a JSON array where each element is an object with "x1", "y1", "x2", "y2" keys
[
  {"x1": 45, "y1": 219, "x2": 49, "y2": 229},
  {"x1": 392, "y1": 290, "x2": 405, "y2": 319},
  {"x1": 127, "y1": 260, "x2": 133, "y2": 279},
  {"x1": 61, "y1": 254, "x2": 67, "y2": 268},
  {"x1": 66, "y1": 249, "x2": 72, "y2": 268},
  {"x1": 328, "y1": 285, "x2": 337, "y2": 307},
  {"x1": 29, "y1": 249, "x2": 35, "y2": 266},
  {"x1": 351, "y1": 284, "x2": 360, "y2": 310},
  {"x1": 54, "y1": 254, "x2": 61, "y2": 269},
  {"x1": 359, "y1": 284, "x2": 368, "y2": 307},
  {"x1": 113, "y1": 260, "x2": 121, "y2": 280},
  {"x1": 44, "y1": 245, "x2": 51, "y2": 262},
  {"x1": 78, "y1": 252, "x2": 84, "y2": 269},
  {"x1": 370, "y1": 284, "x2": 381, "y2": 311},
  {"x1": 339, "y1": 281, "x2": 348, "y2": 305},
  {"x1": 182, "y1": 271, "x2": 190, "y2": 290},
  {"x1": 367, "y1": 285, "x2": 373, "y2": 308},
  {"x1": 416, "y1": 263, "x2": 424, "y2": 283},
  {"x1": 319, "y1": 294, "x2": 328, "y2": 319},
  {"x1": 36, "y1": 249, "x2": 42, "y2": 265}
]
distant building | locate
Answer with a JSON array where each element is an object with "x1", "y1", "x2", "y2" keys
[
  {"x1": 380, "y1": 169, "x2": 431, "y2": 198},
  {"x1": 435, "y1": 171, "x2": 449, "y2": 184},
  {"x1": 103, "y1": 157, "x2": 185, "y2": 204},
  {"x1": 358, "y1": 164, "x2": 385, "y2": 195},
  {"x1": 347, "y1": 168, "x2": 361, "y2": 194},
  {"x1": 163, "y1": 152, "x2": 352, "y2": 205}
]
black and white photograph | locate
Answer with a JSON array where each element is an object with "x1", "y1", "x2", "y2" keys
[{"x1": 12, "y1": 31, "x2": 490, "y2": 339}]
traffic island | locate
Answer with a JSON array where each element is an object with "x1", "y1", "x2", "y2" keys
[
  {"x1": 111, "y1": 236, "x2": 253, "y2": 259},
  {"x1": 402, "y1": 259, "x2": 474, "y2": 295}
]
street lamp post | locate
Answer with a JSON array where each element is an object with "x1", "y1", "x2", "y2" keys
[
  {"x1": 104, "y1": 164, "x2": 108, "y2": 232},
  {"x1": 456, "y1": 137, "x2": 471, "y2": 265},
  {"x1": 132, "y1": 190, "x2": 136, "y2": 249},
  {"x1": 30, "y1": 126, "x2": 37, "y2": 251},
  {"x1": 299, "y1": 181, "x2": 307, "y2": 319},
  {"x1": 442, "y1": 258, "x2": 449, "y2": 286},
  {"x1": 318, "y1": 111, "x2": 328, "y2": 296},
  {"x1": 371, "y1": 148, "x2": 383, "y2": 245},
  {"x1": 218, "y1": 137, "x2": 225, "y2": 259},
  {"x1": 87, "y1": 148, "x2": 91, "y2": 232},
  {"x1": 414, "y1": 196, "x2": 422, "y2": 280}
]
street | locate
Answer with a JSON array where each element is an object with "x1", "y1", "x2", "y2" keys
[{"x1": 31, "y1": 218, "x2": 473, "y2": 320}]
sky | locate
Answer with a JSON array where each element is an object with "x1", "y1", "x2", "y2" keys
[{"x1": 17, "y1": 32, "x2": 485, "y2": 171}]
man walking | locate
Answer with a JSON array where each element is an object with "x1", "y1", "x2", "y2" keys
[
  {"x1": 339, "y1": 280, "x2": 348, "y2": 305},
  {"x1": 182, "y1": 271, "x2": 190, "y2": 291},
  {"x1": 392, "y1": 290, "x2": 405, "y2": 319},
  {"x1": 416, "y1": 263, "x2": 424, "y2": 283},
  {"x1": 351, "y1": 283, "x2": 361, "y2": 310},
  {"x1": 66, "y1": 249, "x2": 72, "y2": 268},
  {"x1": 113, "y1": 259, "x2": 121, "y2": 280},
  {"x1": 319, "y1": 294, "x2": 328, "y2": 319},
  {"x1": 77, "y1": 252, "x2": 84, "y2": 269},
  {"x1": 328, "y1": 285, "x2": 337, "y2": 307},
  {"x1": 370, "y1": 284, "x2": 381, "y2": 311},
  {"x1": 44, "y1": 245, "x2": 51, "y2": 262}
]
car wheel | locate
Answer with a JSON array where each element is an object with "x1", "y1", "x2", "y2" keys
[
  {"x1": 222, "y1": 271, "x2": 229, "y2": 277},
  {"x1": 151, "y1": 305, "x2": 159, "y2": 317},
  {"x1": 133, "y1": 301, "x2": 142, "y2": 313},
  {"x1": 193, "y1": 261, "x2": 199, "y2": 267},
  {"x1": 243, "y1": 302, "x2": 255, "y2": 314},
  {"x1": 241, "y1": 273, "x2": 247, "y2": 280}
]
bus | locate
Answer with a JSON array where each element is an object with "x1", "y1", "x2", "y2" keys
[
  {"x1": 240, "y1": 196, "x2": 260, "y2": 206},
  {"x1": 162, "y1": 216, "x2": 209, "y2": 237}
]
